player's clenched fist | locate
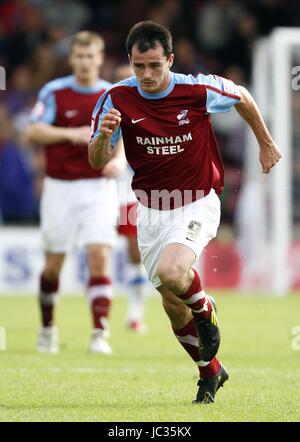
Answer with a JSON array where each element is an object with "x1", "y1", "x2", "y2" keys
[
  {"x1": 259, "y1": 142, "x2": 282, "y2": 174},
  {"x1": 100, "y1": 109, "x2": 121, "y2": 136}
]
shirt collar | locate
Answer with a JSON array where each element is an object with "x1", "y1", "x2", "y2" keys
[
  {"x1": 70, "y1": 76, "x2": 105, "y2": 94},
  {"x1": 136, "y1": 72, "x2": 175, "y2": 100}
]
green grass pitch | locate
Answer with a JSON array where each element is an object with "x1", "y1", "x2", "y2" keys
[{"x1": 0, "y1": 292, "x2": 299, "y2": 422}]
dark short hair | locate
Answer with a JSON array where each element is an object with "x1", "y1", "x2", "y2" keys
[{"x1": 126, "y1": 21, "x2": 173, "y2": 57}]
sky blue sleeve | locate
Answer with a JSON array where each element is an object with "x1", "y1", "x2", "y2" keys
[
  {"x1": 29, "y1": 83, "x2": 57, "y2": 124},
  {"x1": 197, "y1": 74, "x2": 241, "y2": 113},
  {"x1": 91, "y1": 92, "x2": 121, "y2": 147}
]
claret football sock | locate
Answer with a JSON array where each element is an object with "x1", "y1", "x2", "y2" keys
[
  {"x1": 181, "y1": 272, "x2": 221, "y2": 362},
  {"x1": 39, "y1": 272, "x2": 59, "y2": 327},
  {"x1": 179, "y1": 269, "x2": 213, "y2": 320},
  {"x1": 87, "y1": 276, "x2": 113, "y2": 334},
  {"x1": 173, "y1": 318, "x2": 221, "y2": 379}
]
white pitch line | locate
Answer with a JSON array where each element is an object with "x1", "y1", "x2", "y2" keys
[{"x1": 1, "y1": 367, "x2": 299, "y2": 375}]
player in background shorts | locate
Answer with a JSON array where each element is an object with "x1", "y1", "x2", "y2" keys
[
  {"x1": 114, "y1": 64, "x2": 148, "y2": 334},
  {"x1": 89, "y1": 22, "x2": 282, "y2": 403},
  {"x1": 26, "y1": 31, "x2": 125, "y2": 355}
]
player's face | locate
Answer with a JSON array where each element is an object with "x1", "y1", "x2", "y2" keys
[
  {"x1": 129, "y1": 43, "x2": 174, "y2": 93},
  {"x1": 69, "y1": 43, "x2": 103, "y2": 84}
]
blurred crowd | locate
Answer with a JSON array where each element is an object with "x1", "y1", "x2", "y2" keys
[{"x1": 0, "y1": 0, "x2": 299, "y2": 225}]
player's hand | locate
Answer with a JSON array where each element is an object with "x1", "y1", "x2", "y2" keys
[
  {"x1": 259, "y1": 142, "x2": 282, "y2": 174},
  {"x1": 102, "y1": 157, "x2": 126, "y2": 178},
  {"x1": 100, "y1": 109, "x2": 121, "y2": 137},
  {"x1": 67, "y1": 126, "x2": 91, "y2": 145}
]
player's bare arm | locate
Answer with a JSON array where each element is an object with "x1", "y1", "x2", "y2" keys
[
  {"x1": 88, "y1": 108, "x2": 121, "y2": 169},
  {"x1": 235, "y1": 86, "x2": 282, "y2": 174},
  {"x1": 25, "y1": 122, "x2": 91, "y2": 145}
]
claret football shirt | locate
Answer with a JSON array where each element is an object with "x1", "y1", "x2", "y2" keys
[
  {"x1": 91, "y1": 72, "x2": 241, "y2": 209},
  {"x1": 31, "y1": 75, "x2": 111, "y2": 180}
]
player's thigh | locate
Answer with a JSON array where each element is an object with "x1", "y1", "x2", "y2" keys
[
  {"x1": 136, "y1": 204, "x2": 195, "y2": 288},
  {"x1": 136, "y1": 203, "x2": 162, "y2": 288},
  {"x1": 40, "y1": 178, "x2": 78, "y2": 253},
  {"x1": 156, "y1": 243, "x2": 196, "y2": 283},
  {"x1": 86, "y1": 244, "x2": 111, "y2": 276},
  {"x1": 136, "y1": 190, "x2": 220, "y2": 289},
  {"x1": 163, "y1": 189, "x2": 221, "y2": 266}
]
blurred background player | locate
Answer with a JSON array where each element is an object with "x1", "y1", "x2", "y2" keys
[
  {"x1": 114, "y1": 64, "x2": 148, "y2": 334},
  {"x1": 25, "y1": 31, "x2": 125, "y2": 355}
]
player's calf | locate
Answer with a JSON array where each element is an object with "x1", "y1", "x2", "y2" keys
[
  {"x1": 171, "y1": 309, "x2": 226, "y2": 404},
  {"x1": 39, "y1": 272, "x2": 59, "y2": 328},
  {"x1": 160, "y1": 287, "x2": 191, "y2": 330},
  {"x1": 87, "y1": 276, "x2": 113, "y2": 354},
  {"x1": 179, "y1": 269, "x2": 221, "y2": 361}
]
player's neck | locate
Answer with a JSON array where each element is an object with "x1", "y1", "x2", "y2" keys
[
  {"x1": 158, "y1": 71, "x2": 172, "y2": 93},
  {"x1": 75, "y1": 76, "x2": 99, "y2": 88}
]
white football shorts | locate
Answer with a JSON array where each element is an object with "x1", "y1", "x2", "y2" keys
[
  {"x1": 136, "y1": 189, "x2": 221, "y2": 288},
  {"x1": 40, "y1": 177, "x2": 118, "y2": 253}
]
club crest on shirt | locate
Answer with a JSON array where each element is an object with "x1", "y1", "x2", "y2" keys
[
  {"x1": 177, "y1": 109, "x2": 190, "y2": 126},
  {"x1": 186, "y1": 220, "x2": 201, "y2": 240},
  {"x1": 65, "y1": 110, "x2": 78, "y2": 118}
]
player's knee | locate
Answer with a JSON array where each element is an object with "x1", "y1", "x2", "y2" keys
[
  {"x1": 157, "y1": 261, "x2": 186, "y2": 287},
  {"x1": 43, "y1": 267, "x2": 60, "y2": 281}
]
